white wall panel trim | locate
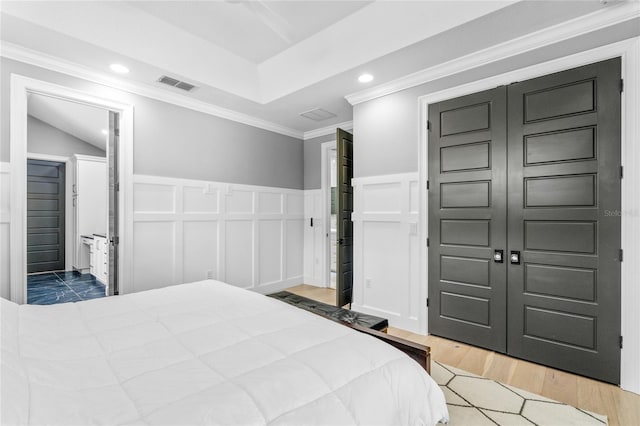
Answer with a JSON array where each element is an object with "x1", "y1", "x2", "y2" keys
[
  {"x1": 132, "y1": 174, "x2": 304, "y2": 294},
  {"x1": 352, "y1": 172, "x2": 424, "y2": 333}
]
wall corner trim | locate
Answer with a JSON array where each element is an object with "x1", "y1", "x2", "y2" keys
[
  {"x1": 344, "y1": 2, "x2": 640, "y2": 105},
  {"x1": 1, "y1": 42, "x2": 304, "y2": 140}
]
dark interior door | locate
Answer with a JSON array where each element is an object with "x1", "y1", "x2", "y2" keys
[
  {"x1": 427, "y1": 57, "x2": 621, "y2": 384},
  {"x1": 507, "y1": 58, "x2": 621, "y2": 384},
  {"x1": 428, "y1": 88, "x2": 508, "y2": 352},
  {"x1": 108, "y1": 111, "x2": 119, "y2": 296},
  {"x1": 27, "y1": 159, "x2": 65, "y2": 273},
  {"x1": 336, "y1": 128, "x2": 353, "y2": 307}
]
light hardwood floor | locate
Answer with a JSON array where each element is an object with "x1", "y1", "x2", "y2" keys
[{"x1": 286, "y1": 284, "x2": 640, "y2": 426}]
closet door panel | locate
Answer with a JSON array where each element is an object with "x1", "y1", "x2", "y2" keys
[
  {"x1": 507, "y1": 58, "x2": 621, "y2": 384},
  {"x1": 428, "y1": 87, "x2": 508, "y2": 352}
]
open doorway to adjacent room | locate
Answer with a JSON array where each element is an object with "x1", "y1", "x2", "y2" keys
[
  {"x1": 328, "y1": 148, "x2": 337, "y2": 290},
  {"x1": 321, "y1": 139, "x2": 337, "y2": 302},
  {"x1": 24, "y1": 93, "x2": 117, "y2": 305}
]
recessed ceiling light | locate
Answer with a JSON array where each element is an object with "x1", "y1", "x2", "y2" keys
[
  {"x1": 110, "y1": 63, "x2": 129, "y2": 74},
  {"x1": 101, "y1": 129, "x2": 108, "y2": 135},
  {"x1": 358, "y1": 73, "x2": 374, "y2": 83}
]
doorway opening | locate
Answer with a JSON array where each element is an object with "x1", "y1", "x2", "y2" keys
[
  {"x1": 328, "y1": 148, "x2": 337, "y2": 290},
  {"x1": 25, "y1": 93, "x2": 114, "y2": 305},
  {"x1": 10, "y1": 74, "x2": 133, "y2": 305},
  {"x1": 320, "y1": 128, "x2": 354, "y2": 307}
]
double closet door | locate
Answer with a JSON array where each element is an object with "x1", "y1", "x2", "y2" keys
[{"x1": 428, "y1": 58, "x2": 621, "y2": 384}]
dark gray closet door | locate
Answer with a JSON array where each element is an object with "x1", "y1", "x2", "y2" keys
[
  {"x1": 336, "y1": 128, "x2": 353, "y2": 307},
  {"x1": 27, "y1": 159, "x2": 65, "y2": 273},
  {"x1": 428, "y1": 88, "x2": 508, "y2": 352},
  {"x1": 507, "y1": 58, "x2": 621, "y2": 384}
]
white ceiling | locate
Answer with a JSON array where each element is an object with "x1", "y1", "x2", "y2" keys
[
  {"x1": 0, "y1": 1, "x2": 614, "y2": 136},
  {"x1": 28, "y1": 93, "x2": 109, "y2": 151},
  {"x1": 126, "y1": 1, "x2": 373, "y2": 64}
]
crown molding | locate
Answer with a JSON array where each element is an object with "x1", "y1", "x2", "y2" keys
[
  {"x1": 0, "y1": 42, "x2": 304, "y2": 140},
  {"x1": 345, "y1": 1, "x2": 640, "y2": 105},
  {"x1": 303, "y1": 120, "x2": 353, "y2": 140}
]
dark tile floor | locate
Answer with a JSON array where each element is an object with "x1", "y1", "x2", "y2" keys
[{"x1": 27, "y1": 271, "x2": 106, "y2": 305}]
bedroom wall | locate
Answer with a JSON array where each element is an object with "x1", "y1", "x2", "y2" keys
[
  {"x1": 351, "y1": 26, "x2": 640, "y2": 392},
  {"x1": 0, "y1": 57, "x2": 304, "y2": 299},
  {"x1": 27, "y1": 116, "x2": 106, "y2": 157},
  {"x1": 1, "y1": 58, "x2": 303, "y2": 189}
]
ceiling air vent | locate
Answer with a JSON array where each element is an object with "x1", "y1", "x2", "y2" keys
[
  {"x1": 157, "y1": 75, "x2": 197, "y2": 92},
  {"x1": 299, "y1": 108, "x2": 336, "y2": 121}
]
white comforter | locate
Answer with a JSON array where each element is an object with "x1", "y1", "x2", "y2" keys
[{"x1": 1, "y1": 280, "x2": 448, "y2": 425}]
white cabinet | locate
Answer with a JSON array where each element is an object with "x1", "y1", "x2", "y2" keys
[
  {"x1": 72, "y1": 155, "x2": 107, "y2": 272},
  {"x1": 92, "y1": 235, "x2": 108, "y2": 285}
]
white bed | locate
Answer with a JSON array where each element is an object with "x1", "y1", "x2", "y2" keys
[{"x1": 1, "y1": 280, "x2": 448, "y2": 425}]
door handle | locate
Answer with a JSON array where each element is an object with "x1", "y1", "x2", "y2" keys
[
  {"x1": 493, "y1": 249, "x2": 504, "y2": 263},
  {"x1": 510, "y1": 250, "x2": 521, "y2": 265},
  {"x1": 337, "y1": 238, "x2": 344, "y2": 245}
]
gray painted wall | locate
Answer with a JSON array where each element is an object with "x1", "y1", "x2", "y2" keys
[
  {"x1": 304, "y1": 134, "x2": 334, "y2": 190},
  {"x1": 1, "y1": 58, "x2": 304, "y2": 189},
  {"x1": 28, "y1": 116, "x2": 106, "y2": 158},
  {"x1": 353, "y1": 20, "x2": 640, "y2": 178}
]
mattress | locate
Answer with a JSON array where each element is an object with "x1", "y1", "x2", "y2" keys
[{"x1": 1, "y1": 280, "x2": 448, "y2": 425}]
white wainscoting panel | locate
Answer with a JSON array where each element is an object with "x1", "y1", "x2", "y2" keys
[
  {"x1": 286, "y1": 219, "x2": 304, "y2": 279},
  {"x1": 133, "y1": 175, "x2": 304, "y2": 295},
  {"x1": 225, "y1": 220, "x2": 254, "y2": 288},
  {"x1": 258, "y1": 219, "x2": 282, "y2": 286},
  {"x1": 133, "y1": 183, "x2": 176, "y2": 213},
  {"x1": 0, "y1": 163, "x2": 10, "y2": 299},
  {"x1": 133, "y1": 221, "x2": 176, "y2": 292},
  {"x1": 183, "y1": 220, "x2": 219, "y2": 284},
  {"x1": 303, "y1": 189, "x2": 326, "y2": 286},
  {"x1": 352, "y1": 173, "x2": 423, "y2": 333}
]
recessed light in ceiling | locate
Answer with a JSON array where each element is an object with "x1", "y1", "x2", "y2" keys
[
  {"x1": 101, "y1": 129, "x2": 108, "y2": 135},
  {"x1": 358, "y1": 73, "x2": 374, "y2": 83},
  {"x1": 110, "y1": 63, "x2": 129, "y2": 74}
]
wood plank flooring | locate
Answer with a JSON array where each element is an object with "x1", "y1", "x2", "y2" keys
[{"x1": 286, "y1": 284, "x2": 640, "y2": 426}]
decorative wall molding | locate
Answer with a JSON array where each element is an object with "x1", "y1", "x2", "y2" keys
[
  {"x1": 418, "y1": 37, "x2": 640, "y2": 394},
  {"x1": 345, "y1": 2, "x2": 640, "y2": 105},
  {"x1": 132, "y1": 175, "x2": 304, "y2": 295},
  {"x1": 303, "y1": 121, "x2": 353, "y2": 140},
  {"x1": 1, "y1": 42, "x2": 304, "y2": 140},
  {"x1": 351, "y1": 172, "x2": 423, "y2": 333},
  {"x1": 303, "y1": 189, "x2": 326, "y2": 287}
]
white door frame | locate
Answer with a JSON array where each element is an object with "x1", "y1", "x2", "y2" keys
[
  {"x1": 25, "y1": 153, "x2": 73, "y2": 272},
  {"x1": 320, "y1": 140, "x2": 337, "y2": 288},
  {"x1": 10, "y1": 74, "x2": 134, "y2": 304},
  {"x1": 418, "y1": 37, "x2": 640, "y2": 392}
]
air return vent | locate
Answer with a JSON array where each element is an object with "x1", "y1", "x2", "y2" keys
[
  {"x1": 299, "y1": 108, "x2": 336, "y2": 121},
  {"x1": 157, "y1": 75, "x2": 197, "y2": 92}
]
